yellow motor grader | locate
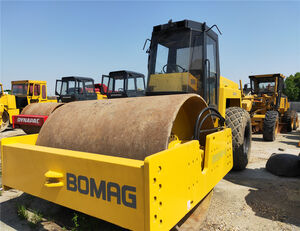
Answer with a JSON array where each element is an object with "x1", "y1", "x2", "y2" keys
[
  {"x1": 2, "y1": 20, "x2": 251, "y2": 230},
  {"x1": 241, "y1": 73, "x2": 299, "y2": 141}
]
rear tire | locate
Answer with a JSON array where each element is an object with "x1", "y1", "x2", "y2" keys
[
  {"x1": 263, "y1": 111, "x2": 279, "y2": 141},
  {"x1": 225, "y1": 107, "x2": 252, "y2": 170},
  {"x1": 0, "y1": 110, "x2": 10, "y2": 132},
  {"x1": 283, "y1": 110, "x2": 292, "y2": 132}
]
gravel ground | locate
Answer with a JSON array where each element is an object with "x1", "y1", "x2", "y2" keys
[{"x1": 0, "y1": 123, "x2": 299, "y2": 231}]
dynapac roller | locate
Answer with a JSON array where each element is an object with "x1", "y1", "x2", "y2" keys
[{"x1": 2, "y1": 20, "x2": 251, "y2": 230}]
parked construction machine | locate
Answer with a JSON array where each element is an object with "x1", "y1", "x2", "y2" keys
[
  {"x1": 101, "y1": 70, "x2": 146, "y2": 98},
  {"x1": 14, "y1": 72, "x2": 145, "y2": 133},
  {"x1": 0, "y1": 80, "x2": 56, "y2": 132},
  {"x1": 13, "y1": 76, "x2": 107, "y2": 134},
  {"x1": 241, "y1": 73, "x2": 299, "y2": 141},
  {"x1": 2, "y1": 20, "x2": 251, "y2": 230},
  {"x1": 55, "y1": 76, "x2": 107, "y2": 102}
]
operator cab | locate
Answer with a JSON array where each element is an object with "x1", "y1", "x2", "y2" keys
[
  {"x1": 146, "y1": 20, "x2": 220, "y2": 108},
  {"x1": 11, "y1": 80, "x2": 48, "y2": 109},
  {"x1": 249, "y1": 74, "x2": 285, "y2": 96},
  {"x1": 101, "y1": 70, "x2": 146, "y2": 98},
  {"x1": 55, "y1": 76, "x2": 97, "y2": 103}
]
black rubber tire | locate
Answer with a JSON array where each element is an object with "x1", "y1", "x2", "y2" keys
[
  {"x1": 263, "y1": 111, "x2": 279, "y2": 141},
  {"x1": 0, "y1": 110, "x2": 10, "y2": 132},
  {"x1": 225, "y1": 107, "x2": 252, "y2": 170},
  {"x1": 283, "y1": 110, "x2": 292, "y2": 132}
]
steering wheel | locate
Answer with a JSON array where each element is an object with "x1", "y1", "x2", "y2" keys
[
  {"x1": 162, "y1": 64, "x2": 185, "y2": 73},
  {"x1": 118, "y1": 88, "x2": 123, "y2": 91}
]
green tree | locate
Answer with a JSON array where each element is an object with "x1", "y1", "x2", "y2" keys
[{"x1": 284, "y1": 72, "x2": 300, "y2": 101}]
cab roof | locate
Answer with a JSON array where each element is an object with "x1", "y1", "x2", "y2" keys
[
  {"x1": 61, "y1": 76, "x2": 95, "y2": 81},
  {"x1": 249, "y1": 73, "x2": 285, "y2": 79},
  {"x1": 153, "y1": 19, "x2": 210, "y2": 33},
  {"x1": 109, "y1": 70, "x2": 145, "y2": 79},
  {"x1": 11, "y1": 80, "x2": 47, "y2": 84}
]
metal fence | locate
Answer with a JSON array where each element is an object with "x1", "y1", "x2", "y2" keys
[{"x1": 290, "y1": 102, "x2": 300, "y2": 112}]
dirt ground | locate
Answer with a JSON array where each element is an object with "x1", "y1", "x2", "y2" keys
[{"x1": 0, "y1": 124, "x2": 299, "y2": 231}]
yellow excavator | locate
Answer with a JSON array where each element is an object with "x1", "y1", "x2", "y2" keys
[{"x1": 2, "y1": 20, "x2": 251, "y2": 230}]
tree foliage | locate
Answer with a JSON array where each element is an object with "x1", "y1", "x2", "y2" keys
[{"x1": 284, "y1": 72, "x2": 300, "y2": 101}]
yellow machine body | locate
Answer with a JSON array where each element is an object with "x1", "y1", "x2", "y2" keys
[
  {"x1": 218, "y1": 76, "x2": 242, "y2": 117},
  {"x1": 2, "y1": 127, "x2": 232, "y2": 231},
  {"x1": 148, "y1": 72, "x2": 198, "y2": 93},
  {"x1": 0, "y1": 84, "x2": 19, "y2": 124},
  {"x1": 96, "y1": 92, "x2": 108, "y2": 100},
  {"x1": 148, "y1": 74, "x2": 241, "y2": 118}
]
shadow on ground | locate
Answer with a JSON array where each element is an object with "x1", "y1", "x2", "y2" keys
[
  {"x1": 280, "y1": 131, "x2": 300, "y2": 146},
  {"x1": 252, "y1": 130, "x2": 300, "y2": 143},
  {"x1": 0, "y1": 192, "x2": 127, "y2": 230},
  {"x1": 251, "y1": 136, "x2": 264, "y2": 142},
  {"x1": 225, "y1": 168, "x2": 300, "y2": 227},
  {"x1": 282, "y1": 133, "x2": 300, "y2": 141}
]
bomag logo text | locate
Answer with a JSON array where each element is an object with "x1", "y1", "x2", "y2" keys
[{"x1": 66, "y1": 173, "x2": 137, "y2": 209}]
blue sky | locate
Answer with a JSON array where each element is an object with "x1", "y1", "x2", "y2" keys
[{"x1": 1, "y1": 1, "x2": 300, "y2": 93}]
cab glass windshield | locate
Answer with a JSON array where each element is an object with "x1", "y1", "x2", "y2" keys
[
  {"x1": 84, "y1": 81, "x2": 95, "y2": 94},
  {"x1": 151, "y1": 30, "x2": 191, "y2": 74},
  {"x1": 252, "y1": 78, "x2": 276, "y2": 94},
  {"x1": 148, "y1": 29, "x2": 204, "y2": 95},
  {"x1": 12, "y1": 84, "x2": 28, "y2": 95}
]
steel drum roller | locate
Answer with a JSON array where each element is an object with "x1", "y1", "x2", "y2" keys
[
  {"x1": 20, "y1": 102, "x2": 63, "y2": 134},
  {"x1": 36, "y1": 94, "x2": 212, "y2": 160}
]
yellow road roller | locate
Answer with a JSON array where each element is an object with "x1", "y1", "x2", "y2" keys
[
  {"x1": 2, "y1": 20, "x2": 251, "y2": 230},
  {"x1": 0, "y1": 80, "x2": 57, "y2": 132},
  {"x1": 13, "y1": 76, "x2": 107, "y2": 134}
]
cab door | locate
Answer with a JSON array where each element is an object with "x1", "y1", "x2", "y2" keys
[
  {"x1": 33, "y1": 84, "x2": 41, "y2": 102},
  {"x1": 204, "y1": 32, "x2": 219, "y2": 108}
]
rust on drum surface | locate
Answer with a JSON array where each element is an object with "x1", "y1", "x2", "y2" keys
[
  {"x1": 20, "y1": 102, "x2": 64, "y2": 134},
  {"x1": 37, "y1": 94, "x2": 212, "y2": 160}
]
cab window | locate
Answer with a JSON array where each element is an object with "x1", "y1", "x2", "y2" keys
[
  {"x1": 77, "y1": 80, "x2": 84, "y2": 94},
  {"x1": 42, "y1": 85, "x2": 46, "y2": 99},
  {"x1": 136, "y1": 78, "x2": 145, "y2": 91},
  {"x1": 12, "y1": 84, "x2": 28, "y2": 96},
  {"x1": 206, "y1": 36, "x2": 217, "y2": 106},
  {"x1": 127, "y1": 78, "x2": 135, "y2": 91},
  {"x1": 29, "y1": 84, "x2": 34, "y2": 96},
  {"x1": 84, "y1": 81, "x2": 95, "y2": 94},
  {"x1": 34, "y1": 84, "x2": 40, "y2": 96}
]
